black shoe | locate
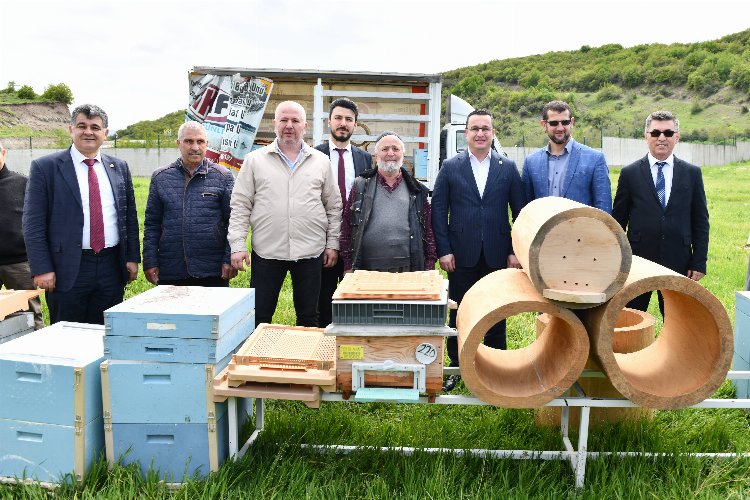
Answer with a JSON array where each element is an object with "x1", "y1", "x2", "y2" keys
[{"x1": 443, "y1": 374, "x2": 461, "y2": 392}]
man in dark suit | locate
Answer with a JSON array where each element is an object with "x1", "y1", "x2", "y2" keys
[
  {"x1": 315, "y1": 98, "x2": 372, "y2": 326},
  {"x1": 522, "y1": 100, "x2": 612, "y2": 212},
  {"x1": 612, "y1": 110, "x2": 709, "y2": 313},
  {"x1": 432, "y1": 109, "x2": 527, "y2": 391},
  {"x1": 23, "y1": 104, "x2": 140, "y2": 325}
]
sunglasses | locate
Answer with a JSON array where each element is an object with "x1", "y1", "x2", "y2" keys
[
  {"x1": 648, "y1": 129, "x2": 676, "y2": 138},
  {"x1": 546, "y1": 120, "x2": 572, "y2": 126}
]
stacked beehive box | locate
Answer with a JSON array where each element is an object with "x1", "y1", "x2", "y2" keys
[
  {"x1": 325, "y1": 270, "x2": 454, "y2": 403},
  {"x1": 0, "y1": 322, "x2": 105, "y2": 483},
  {"x1": 100, "y1": 285, "x2": 255, "y2": 480}
]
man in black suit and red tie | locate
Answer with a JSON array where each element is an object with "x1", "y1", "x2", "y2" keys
[
  {"x1": 612, "y1": 110, "x2": 709, "y2": 313},
  {"x1": 315, "y1": 98, "x2": 372, "y2": 326},
  {"x1": 23, "y1": 104, "x2": 140, "y2": 325}
]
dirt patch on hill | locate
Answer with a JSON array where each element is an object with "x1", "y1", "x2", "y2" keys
[{"x1": 0, "y1": 102, "x2": 70, "y2": 148}]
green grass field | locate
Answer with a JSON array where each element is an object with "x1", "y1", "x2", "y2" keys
[{"x1": 4, "y1": 162, "x2": 750, "y2": 499}]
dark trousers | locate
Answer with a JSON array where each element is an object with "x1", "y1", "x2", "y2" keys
[
  {"x1": 250, "y1": 251, "x2": 322, "y2": 327},
  {"x1": 47, "y1": 249, "x2": 124, "y2": 325},
  {"x1": 627, "y1": 291, "x2": 665, "y2": 317},
  {"x1": 446, "y1": 248, "x2": 506, "y2": 367},
  {"x1": 159, "y1": 276, "x2": 229, "y2": 287},
  {"x1": 317, "y1": 258, "x2": 344, "y2": 327}
]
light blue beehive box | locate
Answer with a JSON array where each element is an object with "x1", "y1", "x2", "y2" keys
[
  {"x1": 0, "y1": 322, "x2": 105, "y2": 483},
  {"x1": 100, "y1": 354, "x2": 252, "y2": 478},
  {"x1": 104, "y1": 285, "x2": 255, "y2": 364},
  {"x1": 104, "y1": 285, "x2": 255, "y2": 341},
  {"x1": 100, "y1": 353, "x2": 232, "y2": 425},
  {"x1": 106, "y1": 417, "x2": 229, "y2": 481},
  {"x1": 735, "y1": 291, "x2": 750, "y2": 399}
]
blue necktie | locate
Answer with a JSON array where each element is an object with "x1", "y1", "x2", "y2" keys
[{"x1": 655, "y1": 161, "x2": 666, "y2": 208}]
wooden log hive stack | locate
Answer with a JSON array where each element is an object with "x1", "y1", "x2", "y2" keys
[{"x1": 457, "y1": 198, "x2": 733, "y2": 410}]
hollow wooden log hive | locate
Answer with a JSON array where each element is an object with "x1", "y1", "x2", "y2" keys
[
  {"x1": 511, "y1": 197, "x2": 631, "y2": 308},
  {"x1": 535, "y1": 308, "x2": 655, "y2": 426},
  {"x1": 577, "y1": 256, "x2": 734, "y2": 409},
  {"x1": 456, "y1": 268, "x2": 589, "y2": 408}
]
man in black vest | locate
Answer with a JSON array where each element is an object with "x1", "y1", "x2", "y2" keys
[
  {"x1": 315, "y1": 98, "x2": 372, "y2": 326},
  {"x1": 340, "y1": 131, "x2": 436, "y2": 273}
]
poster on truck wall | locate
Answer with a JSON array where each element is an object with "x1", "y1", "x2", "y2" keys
[{"x1": 186, "y1": 73, "x2": 274, "y2": 170}]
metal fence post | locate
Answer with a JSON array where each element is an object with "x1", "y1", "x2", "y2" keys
[{"x1": 29, "y1": 136, "x2": 32, "y2": 150}]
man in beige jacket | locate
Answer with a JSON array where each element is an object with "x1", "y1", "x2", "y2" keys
[{"x1": 229, "y1": 101, "x2": 342, "y2": 326}]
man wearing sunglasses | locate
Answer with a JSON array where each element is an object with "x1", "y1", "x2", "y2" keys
[
  {"x1": 612, "y1": 110, "x2": 709, "y2": 313},
  {"x1": 521, "y1": 101, "x2": 612, "y2": 213}
]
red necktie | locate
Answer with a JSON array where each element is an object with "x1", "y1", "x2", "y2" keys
[
  {"x1": 334, "y1": 148, "x2": 347, "y2": 204},
  {"x1": 83, "y1": 158, "x2": 105, "y2": 253}
]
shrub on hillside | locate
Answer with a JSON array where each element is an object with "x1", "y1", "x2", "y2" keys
[
  {"x1": 42, "y1": 83, "x2": 73, "y2": 105},
  {"x1": 596, "y1": 84, "x2": 622, "y2": 102},
  {"x1": 17, "y1": 85, "x2": 37, "y2": 99}
]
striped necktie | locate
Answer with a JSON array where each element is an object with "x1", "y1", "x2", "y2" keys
[{"x1": 655, "y1": 161, "x2": 666, "y2": 209}]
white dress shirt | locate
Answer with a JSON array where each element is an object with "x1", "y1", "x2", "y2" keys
[
  {"x1": 70, "y1": 146, "x2": 119, "y2": 249},
  {"x1": 328, "y1": 140, "x2": 355, "y2": 198},
  {"x1": 468, "y1": 150, "x2": 491, "y2": 198},
  {"x1": 647, "y1": 153, "x2": 674, "y2": 206}
]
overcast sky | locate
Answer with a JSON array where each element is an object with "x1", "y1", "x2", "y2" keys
[{"x1": 1, "y1": 0, "x2": 748, "y2": 131}]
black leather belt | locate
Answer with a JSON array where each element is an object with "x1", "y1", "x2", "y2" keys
[{"x1": 82, "y1": 245, "x2": 119, "y2": 256}]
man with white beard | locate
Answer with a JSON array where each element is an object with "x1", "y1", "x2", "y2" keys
[{"x1": 339, "y1": 131, "x2": 436, "y2": 272}]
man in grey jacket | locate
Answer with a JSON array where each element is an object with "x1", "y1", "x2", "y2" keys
[{"x1": 229, "y1": 101, "x2": 342, "y2": 326}]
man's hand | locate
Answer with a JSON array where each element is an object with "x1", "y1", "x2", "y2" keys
[
  {"x1": 687, "y1": 269, "x2": 705, "y2": 281},
  {"x1": 507, "y1": 254, "x2": 522, "y2": 269},
  {"x1": 439, "y1": 254, "x2": 455, "y2": 273},
  {"x1": 221, "y1": 263, "x2": 238, "y2": 280},
  {"x1": 144, "y1": 267, "x2": 159, "y2": 285},
  {"x1": 34, "y1": 272, "x2": 56, "y2": 292},
  {"x1": 0, "y1": 144, "x2": 6, "y2": 170},
  {"x1": 232, "y1": 251, "x2": 251, "y2": 271},
  {"x1": 126, "y1": 262, "x2": 138, "y2": 282},
  {"x1": 323, "y1": 248, "x2": 338, "y2": 268}
]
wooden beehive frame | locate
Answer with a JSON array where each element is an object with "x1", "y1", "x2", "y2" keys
[
  {"x1": 333, "y1": 270, "x2": 443, "y2": 300},
  {"x1": 232, "y1": 324, "x2": 335, "y2": 371}
]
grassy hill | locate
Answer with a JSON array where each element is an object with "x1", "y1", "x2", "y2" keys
[
  {"x1": 111, "y1": 110, "x2": 184, "y2": 147},
  {"x1": 442, "y1": 29, "x2": 750, "y2": 147}
]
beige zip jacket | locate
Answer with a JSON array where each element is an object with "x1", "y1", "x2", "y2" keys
[{"x1": 228, "y1": 140, "x2": 342, "y2": 260}]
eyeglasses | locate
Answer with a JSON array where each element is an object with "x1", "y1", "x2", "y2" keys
[
  {"x1": 468, "y1": 126, "x2": 492, "y2": 133},
  {"x1": 648, "y1": 129, "x2": 676, "y2": 138},
  {"x1": 545, "y1": 120, "x2": 572, "y2": 127}
]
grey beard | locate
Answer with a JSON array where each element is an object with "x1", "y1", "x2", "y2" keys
[{"x1": 378, "y1": 161, "x2": 401, "y2": 174}]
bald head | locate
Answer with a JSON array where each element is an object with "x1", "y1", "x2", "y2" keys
[{"x1": 273, "y1": 100, "x2": 308, "y2": 149}]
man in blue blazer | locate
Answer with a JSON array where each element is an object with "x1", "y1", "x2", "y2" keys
[
  {"x1": 613, "y1": 110, "x2": 709, "y2": 313},
  {"x1": 521, "y1": 101, "x2": 612, "y2": 213},
  {"x1": 432, "y1": 110, "x2": 527, "y2": 391},
  {"x1": 315, "y1": 98, "x2": 372, "y2": 326},
  {"x1": 23, "y1": 104, "x2": 140, "y2": 324}
]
